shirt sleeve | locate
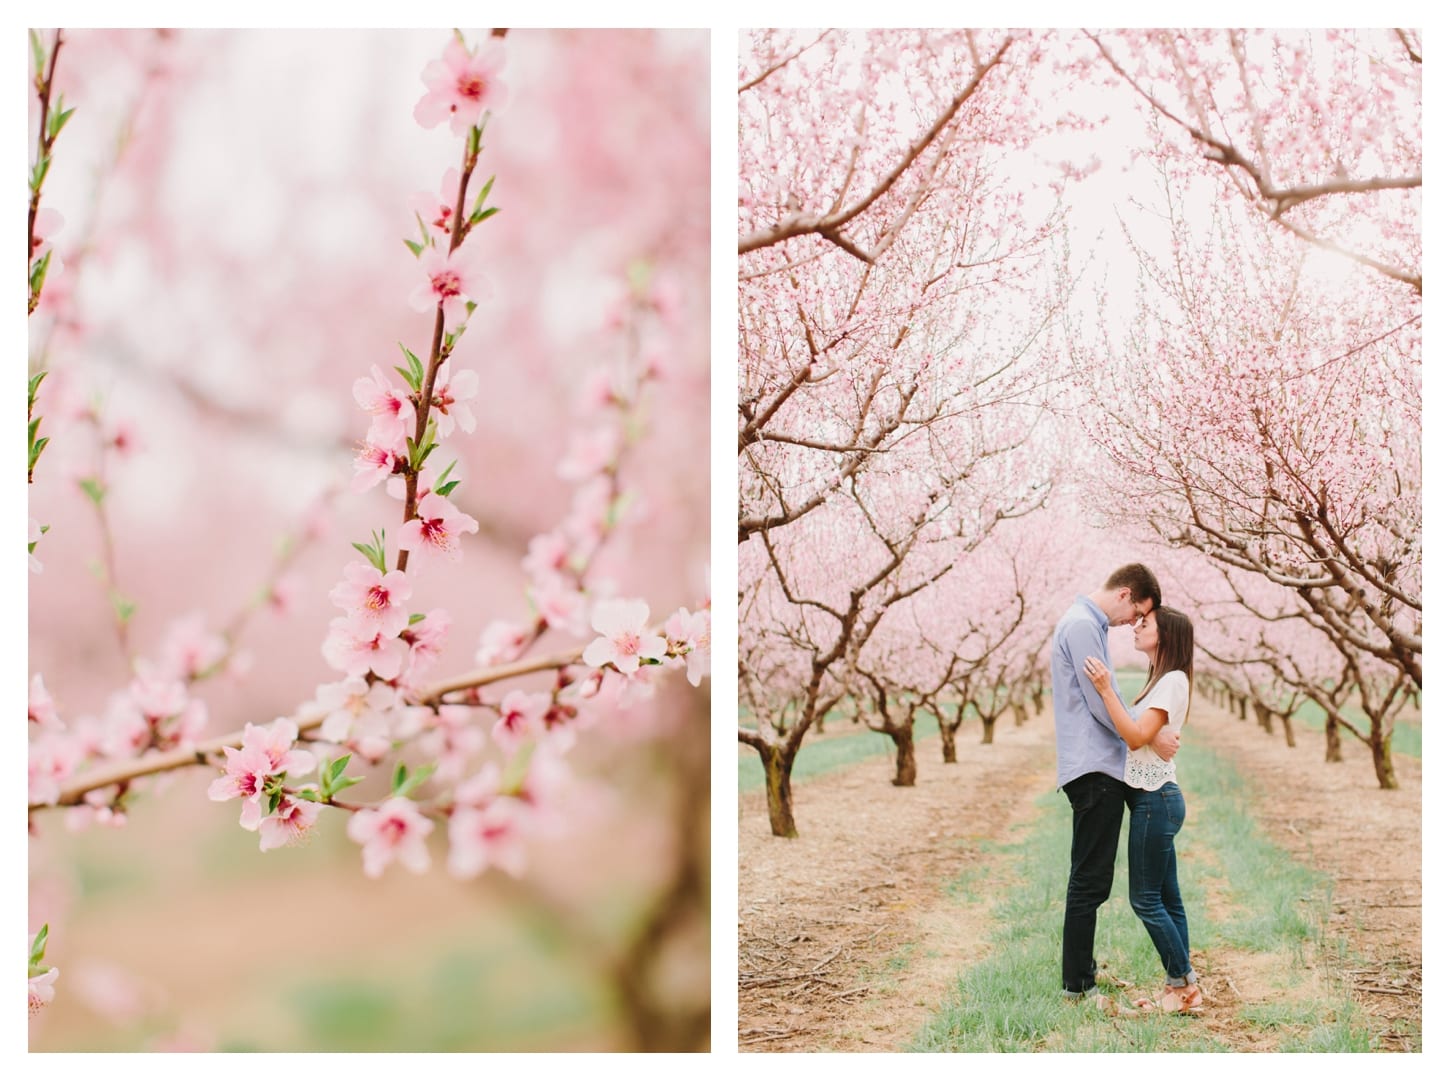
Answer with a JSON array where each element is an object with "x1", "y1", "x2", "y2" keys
[
  {"x1": 1141, "y1": 671, "x2": 1188, "y2": 727},
  {"x1": 1058, "y1": 618, "x2": 1121, "y2": 737}
]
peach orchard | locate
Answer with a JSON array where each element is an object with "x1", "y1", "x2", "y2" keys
[{"x1": 737, "y1": 28, "x2": 1419, "y2": 838}]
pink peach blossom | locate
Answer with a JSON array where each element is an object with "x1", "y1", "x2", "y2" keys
[
  {"x1": 315, "y1": 677, "x2": 399, "y2": 749},
  {"x1": 582, "y1": 599, "x2": 666, "y2": 675},
  {"x1": 522, "y1": 530, "x2": 572, "y2": 580},
  {"x1": 206, "y1": 744, "x2": 275, "y2": 829},
  {"x1": 447, "y1": 796, "x2": 530, "y2": 879},
  {"x1": 346, "y1": 796, "x2": 434, "y2": 878},
  {"x1": 399, "y1": 608, "x2": 451, "y2": 680},
  {"x1": 557, "y1": 426, "x2": 620, "y2": 482},
  {"x1": 490, "y1": 690, "x2": 550, "y2": 755},
  {"x1": 398, "y1": 493, "x2": 478, "y2": 567},
  {"x1": 243, "y1": 716, "x2": 317, "y2": 778},
  {"x1": 353, "y1": 364, "x2": 415, "y2": 452},
  {"x1": 29, "y1": 965, "x2": 59, "y2": 1015},
  {"x1": 328, "y1": 561, "x2": 414, "y2": 637},
  {"x1": 28, "y1": 730, "x2": 80, "y2": 807},
  {"x1": 475, "y1": 620, "x2": 531, "y2": 666},
  {"x1": 430, "y1": 361, "x2": 478, "y2": 436},
  {"x1": 664, "y1": 606, "x2": 711, "y2": 687},
  {"x1": 409, "y1": 244, "x2": 489, "y2": 330},
  {"x1": 418, "y1": 705, "x2": 486, "y2": 782},
  {"x1": 29, "y1": 673, "x2": 60, "y2": 730},
  {"x1": 529, "y1": 573, "x2": 589, "y2": 637},
  {"x1": 409, "y1": 167, "x2": 462, "y2": 241},
  {"x1": 352, "y1": 441, "x2": 402, "y2": 492},
  {"x1": 414, "y1": 39, "x2": 508, "y2": 136},
  {"x1": 156, "y1": 615, "x2": 228, "y2": 682},
  {"x1": 257, "y1": 794, "x2": 322, "y2": 852},
  {"x1": 322, "y1": 616, "x2": 409, "y2": 681},
  {"x1": 31, "y1": 207, "x2": 63, "y2": 262}
]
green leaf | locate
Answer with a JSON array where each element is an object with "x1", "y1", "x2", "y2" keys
[
  {"x1": 295, "y1": 788, "x2": 321, "y2": 802},
  {"x1": 111, "y1": 591, "x2": 136, "y2": 624},
  {"x1": 267, "y1": 789, "x2": 282, "y2": 816},
  {"x1": 328, "y1": 754, "x2": 352, "y2": 783},
  {"x1": 394, "y1": 762, "x2": 437, "y2": 799},
  {"x1": 470, "y1": 206, "x2": 501, "y2": 225},
  {"x1": 403, "y1": 237, "x2": 423, "y2": 257},
  {"x1": 29, "y1": 250, "x2": 52, "y2": 292},
  {"x1": 395, "y1": 344, "x2": 425, "y2": 392},
  {"x1": 78, "y1": 476, "x2": 106, "y2": 505},
  {"x1": 408, "y1": 612, "x2": 427, "y2": 625},
  {"x1": 30, "y1": 30, "x2": 45, "y2": 78},
  {"x1": 470, "y1": 174, "x2": 496, "y2": 217},
  {"x1": 47, "y1": 101, "x2": 74, "y2": 141},
  {"x1": 435, "y1": 480, "x2": 460, "y2": 498},
  {"x1": 329, "y1": 775, "x2": 362, "y2": 795},
  {"x1": 29, "y1": 154, "x2": 51, "y2": 193},
  {"x1": 351, "y1": 540, "x2": 386, "y2": 574},
  {"x1": 29, "y1": 924, "x2": 48, "y2": 967},
  {"x1": 391, "y1": 762, "x2": 408, "y2": 795},
  {"x1": 29, "y1": 369, "x2": 47, "y2": 403}
]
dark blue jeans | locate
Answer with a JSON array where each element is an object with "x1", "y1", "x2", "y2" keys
[
  {"x1": 1061, "y1": 772, "x2": 1129, "y2": 994},
  {"x1": 1126, "y1": 782, "x2": 1194, "y2": 983}
]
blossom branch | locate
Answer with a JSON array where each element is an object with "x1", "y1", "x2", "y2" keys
[{"x1": 31, "y1": 643, "x2": 591, "y2": 812}]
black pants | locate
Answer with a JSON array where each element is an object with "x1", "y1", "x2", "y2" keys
[{"x1": 1061, "y1": 771, "x2": 1129, "y2": 994}]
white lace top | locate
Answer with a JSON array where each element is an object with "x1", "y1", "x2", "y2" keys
[{"x1": 1123, "y1": 670, "x2": 1189, "y2": 792}]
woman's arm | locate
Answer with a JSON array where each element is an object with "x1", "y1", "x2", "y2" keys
[{"x1": 1082, "y1": 657, "x2": 1168, "y2": 750}]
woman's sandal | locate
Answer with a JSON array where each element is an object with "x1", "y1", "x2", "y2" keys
[{"x1": 1132, "y1": 983, "x2": 1204, "y2": 1016}]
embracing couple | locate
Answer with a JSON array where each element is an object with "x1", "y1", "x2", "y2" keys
[{"x1": 1051, "y1": 562, "x2": 1202, "y2": 1016}]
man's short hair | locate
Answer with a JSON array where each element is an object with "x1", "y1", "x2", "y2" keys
[{"x1": 1104, "y1": 563, "x2": 1161, "y2": 610}]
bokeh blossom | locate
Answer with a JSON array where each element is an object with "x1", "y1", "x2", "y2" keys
[{"x1": 414, "y1": 38, "x2": 508, "y2": 135}]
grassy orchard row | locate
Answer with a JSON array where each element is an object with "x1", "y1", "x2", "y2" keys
[{"x1": 909, "y1": 740, "x2": 1403, "y2": 1051}]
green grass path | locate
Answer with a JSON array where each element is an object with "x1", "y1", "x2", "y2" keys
[{"x1": 906, "y1": 738, "x2": 1408, "y2": 1051}]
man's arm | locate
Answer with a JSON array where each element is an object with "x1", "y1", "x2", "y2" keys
[{"x1": 1059, "y1": 621, "x2": 1123, "y2": 738}]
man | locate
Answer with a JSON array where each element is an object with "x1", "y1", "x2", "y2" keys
[{"x1": 1051, "y1": 562, "x2": 1179, "y2": 1003}]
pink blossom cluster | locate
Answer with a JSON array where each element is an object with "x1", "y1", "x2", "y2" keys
[
  {"x1": 27, "y1": 617, "x2": 229, "y2": 818},
  {"x1": 206, "y1": 717, "x2": 319, "y2": 850}
]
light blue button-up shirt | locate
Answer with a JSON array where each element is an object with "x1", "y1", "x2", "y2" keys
[{"x1": 1052, "y1": 594, "x2": 1128, "y2": 788}]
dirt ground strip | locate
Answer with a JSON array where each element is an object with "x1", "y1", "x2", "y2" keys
[{"x1": 736, "y1": 701, "x2": 1421, "y2": 1052}]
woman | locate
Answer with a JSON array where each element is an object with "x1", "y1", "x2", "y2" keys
[{"x1": 1082, "y1": 605, "x2": 1203, "y2": 1015}]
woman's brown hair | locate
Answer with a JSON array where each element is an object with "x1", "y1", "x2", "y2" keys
[{"x1": 1132, "y1": 605, "x2": 1194, "y2": 718}]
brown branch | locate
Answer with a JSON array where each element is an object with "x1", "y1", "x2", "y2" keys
[
  {"x1": 738, "y1": 30, "x2": 831, "y2": 95},
  {"x1": 738, "y1": 35, "x2": 1013, "y2": 258},
  {"x1": 32, "y1": 644, "x2": 590, "y2": 813}
]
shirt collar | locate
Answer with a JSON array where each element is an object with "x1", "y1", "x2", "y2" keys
[{"x1": 1077, "y1": 594, "x2": 1109, "y2": 630}]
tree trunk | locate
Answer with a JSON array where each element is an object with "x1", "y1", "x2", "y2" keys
[
  {"x1": 981, "y1": 715, "x2": 996, "y2": 745},
  {"x1": 761, "y1": 744, "x2": 799, "y2": 838},
  {"x1": 1032, "y1": 689, "x2": 1044, "y2": 716},
  {"x1": 940, "y1": 721, "x2": 959, "y2": 764},
  {"x1": 1236, "y1": 694, "x2": 1247, "y2": 720},
  {"x1": 1277, "y1": 712, "x2": 1296, "y2": 748},
  {"x1": 889, "y1": 724, "x2": 917, "y2": 787},
  {"x1": 1253, "y1": 701, "x2": 1273, "y2": 734},
  {"x1": 1369, "y1": 720, "x2": 1398, "y2": 790},
  {"x1": 1324, "y1": 713, "x2": 1343, "y2": 763},
  {"x1": 1012, "y1": 702, "x2": 1029, "y2": 726}
]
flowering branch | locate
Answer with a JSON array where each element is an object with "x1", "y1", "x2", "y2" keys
[{"x1": 31, "y1": 642, "x2": 590, "y2": 812}]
